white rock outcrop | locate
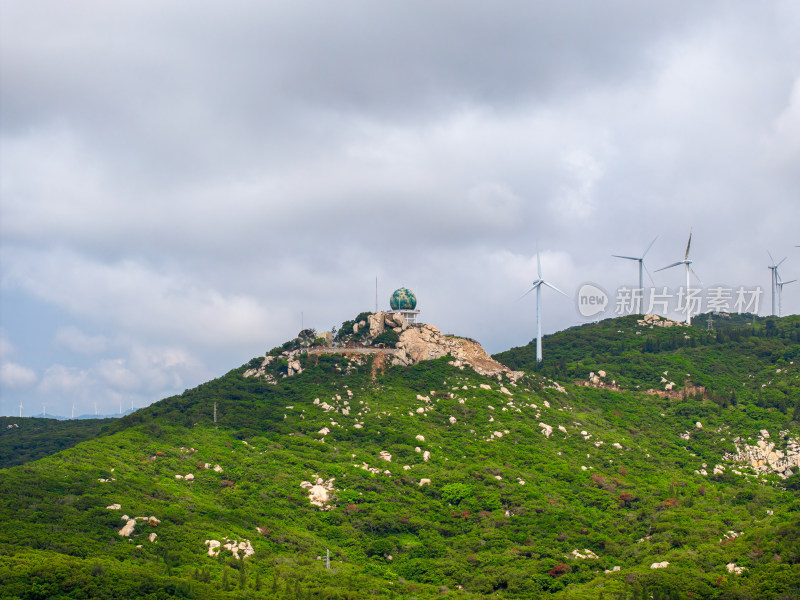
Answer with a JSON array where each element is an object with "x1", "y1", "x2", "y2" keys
[
  {"x1": 302, "y1": 476, "x2": 336, "y2": 509},
  {"x1": 224, "y1": 539, "x2": 254, "y2": 560},
  {"x1": 119, "y1": 519, "x2": 136, "y2": 537},
  {"x1": 650, "y1": 561, "x2": 669, "y2": 569},
  {"x1": 539, "y1": 423, "x2": 553, "y2": 438},
  {"x1": 418, "y1": 478, "x2": 431, "y2": 486},
  {"x1": 726, "y1": 563, "x2": 746, "y2": 574},
  {"x1": 724, "y1": 431, "x2": 800, "y2": 478},
  {"x1": 205, "y1": 540, "x2": 221, "y2": 557}
]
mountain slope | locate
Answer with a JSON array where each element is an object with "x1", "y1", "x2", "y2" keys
[
  {"x1": 0, "y1": 416, "x2": 112, "y2": 468},
  {"x1": 1, "y1": 315, "x2": 799, "y2": 599},
  {"x1": 495, "y1": 313, "x2": 800, "y2": 415}
]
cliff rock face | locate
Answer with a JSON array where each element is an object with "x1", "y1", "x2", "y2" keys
[{"x1": 392, "y1": 321, "x2": 520, "y2": 379}]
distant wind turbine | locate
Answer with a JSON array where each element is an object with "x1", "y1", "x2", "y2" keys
[
  {"x1": 19, "y1": 402, "x2": 23, "y2": 418},
  {"x1": 521, "y1": 247, "x2": 567, "y2": 363},
  {"x1": 776, "y1": 274, "x2": 796, "y2": 318},
  {"x1": 767, "y1": 252, "x2": 787, "y2": 317},
  {"x1": 656, "y1": 230, "x2": 701, "y2": 324},
  {"x1": 612, "y1": 236, "x2": 658, "y2": 314}
]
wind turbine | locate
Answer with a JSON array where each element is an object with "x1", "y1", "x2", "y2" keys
[
  {"x1": 612, "y1": 236, "x2": 658, "y2": 314},
  {"x1": 776, "y1": 274, "x2": 796, "y2": 318},
  {"x1": 767, "y1": 252, "x2": 787, "y2": 316},
  {"x1": 656, "y1": 230, "x2": 701, "y2": 324},
  {"x1": 19, "y1": 402, "x2": 23, "y2": 418},
  {"x1": 521, "y1": 247, "x2": 567, "y2": 363}
]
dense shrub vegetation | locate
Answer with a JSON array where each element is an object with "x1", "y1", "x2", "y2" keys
[{"x1": 1, "y1": 314, "x2": 799, "y2": 598}]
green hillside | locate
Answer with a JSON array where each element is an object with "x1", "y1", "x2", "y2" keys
[
  {"x1": 1, "y1": 315, "x2": 799, "y2": 599},
  {"x1": 0, "y1": 417, "x2": 111, "y2": 468},
  {"x1": 495, "y1": 314, "x2": 800, "y2": 416}
]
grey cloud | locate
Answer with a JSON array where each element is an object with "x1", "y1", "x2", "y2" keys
[{"x1": 1, "y1": 0, "x2": 799, "y2": 417}]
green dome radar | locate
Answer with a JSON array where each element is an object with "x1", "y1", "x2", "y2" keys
[{"x1": 390, "y1": 288, "x2": 417, "y2": 310}]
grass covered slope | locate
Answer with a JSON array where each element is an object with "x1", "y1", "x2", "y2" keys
[
  {"x1": 0, "y1": 416, "x2": 111, "y2": 468},
  {"x1": 495, "y1": 314, "x2": 800, "y2": 415},
  {"x1": 1, "y1": 319, "x2": 799, "y2": 599}
]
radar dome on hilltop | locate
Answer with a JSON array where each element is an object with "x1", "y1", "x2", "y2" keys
[{"x1": 390, "y1": 288, "x2": 417, "y2": 311}]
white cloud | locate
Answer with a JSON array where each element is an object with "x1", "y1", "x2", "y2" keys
[
  {"x1": 0, "y1": 330, "x2": 15, "y2": 360},
  {"x1": 2, "y1": 249, "x2": 277, "y2": 349},
  {"x1": 0, "y1": 362, "x2": 36, "y2": 388},
  {"x1": 54, "y1": 326, "x2": 107, "y2": 354},
  {"x1": 38, "y1": 364, "x2": 88, "y2": 394}
]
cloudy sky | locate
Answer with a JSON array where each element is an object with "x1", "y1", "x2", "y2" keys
[{"x1": 2, "y1": 1, "x2": 799, "y2": 418}]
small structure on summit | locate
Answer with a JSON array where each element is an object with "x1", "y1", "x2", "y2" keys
[{"x1": 389, "y1": 287, "x2": 420, "y2": 324}]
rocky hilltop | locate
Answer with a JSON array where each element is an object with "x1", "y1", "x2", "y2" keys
[{"x1": 245, "y1": 310, "x2": 520, "y2": 382}]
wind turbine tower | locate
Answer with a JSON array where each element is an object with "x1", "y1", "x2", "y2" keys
[
  {"x1": 656, "y1": 230, "x2": 701, "y2": 324},
  {"x1": 767, "y1": 252, "x2": 787, "y2": 317},
  {"x1": 776, "y1": 275, "x2": 796, "y2": 318},
  {"x1": 612, "y1": 236, "x2": 658, "y2": 314},
  {"x1": 19, "y1": 402, "x2": 23, "y2": 418},
  {"x1": 521, "y1": 247, "x2": 567, "y2": 363}
]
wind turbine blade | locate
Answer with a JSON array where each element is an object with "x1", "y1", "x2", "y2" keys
[
  {"x1": 517, "y1": 283, "x2": 541, "y2": 300},
  {"x1": 684, "y1": 230, "x2": 692, "y2": 260},
  {"x1": 642, "y1": 235, "x2": 659, "y2": 258},
  {"x1": 537, "y1": 246, "x2": 542, "y2": 279},
  {"x1": 612, "y1": 255, "x2": 640, "y2": 261},
  {"x1": 768, "y1": 250, "x2": 776, "y2": 265},
  {"x1": 779, "y1": 279, "x2": 797, "y2": 286},
  {"x1": 655, "y1": 261, "x2": 683, "y2": 272},
  {"x1": 542, "y1": 281, "x2": 568, "y2": 296},
  {"x1": 688, "y1": 264, "x2": 702, "y2": 285},
  {"x1": 777, "y1": 257, "x2": 787, "y2": 268},
  {"x1": 643, "y1": 262, "x2": 656, "y2": 287}
]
